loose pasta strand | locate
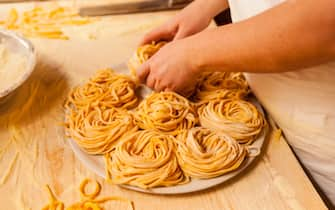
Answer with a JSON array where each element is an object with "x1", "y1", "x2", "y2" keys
[{"x1": 42, "y1": 179, "x2": 134, "y2": 210}]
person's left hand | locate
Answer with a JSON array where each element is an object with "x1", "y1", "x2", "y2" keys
[{"x1": 136, "y1": 39, "x2": 200, "y2": 96}]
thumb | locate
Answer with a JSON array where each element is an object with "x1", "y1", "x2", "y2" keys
[
  {"x1": 137, "y1": 61, "x2": 151, "y2": 84},
  {"x1": 140, "y1": 26, "x2": 173, "y2": 46}
]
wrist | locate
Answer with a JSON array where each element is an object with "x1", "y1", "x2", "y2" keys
[
  {"x1": 181, "y1": 36, "x2": 205, "y2": 76},
  {"x1": 186, "y1": 30, "x2": 220, "y2": 74}
]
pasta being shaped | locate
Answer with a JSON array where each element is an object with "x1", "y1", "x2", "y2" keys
[
  {"x1": 134, "y1": 92, "x2": 197, "y2": 135},
  {"x1": 128, "y1": 41, "x2": 166, "y2": 77}
]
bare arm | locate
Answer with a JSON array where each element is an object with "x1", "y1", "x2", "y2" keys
[
  {"x1": 192, "y1": 0, "x2": 335, "y2": 73},
  {"x1": 137, "y1": 0, "x2": 335, "y2": 95}
]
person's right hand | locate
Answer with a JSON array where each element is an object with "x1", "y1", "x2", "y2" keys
[{"x1": 140, "y1": 0, "x2": 228, "y2": 45}]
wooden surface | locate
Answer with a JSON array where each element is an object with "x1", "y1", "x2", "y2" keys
[{"x1": 0, "y1": 1, "x2": 327, "y2": 210}]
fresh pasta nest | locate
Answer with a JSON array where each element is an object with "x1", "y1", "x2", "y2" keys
[
  {"x1": 198, "y1": 98, "x2": 265, "y2": 145},
  {"x1": 64, "y1": 69, "x2": 139, "y2": 155},
  {"x1": 65, "y1": 106, "x2": 137, "y2": 155},
  {"x1": 107, "y1": 130, "x2": 189, "y2": 188},
  {"x1": 176, "y1": 127, "x2": 247, "y2": 179},
  {"x1": 193, "y1": 72, "x2": 249, "y2": 103},
  {"x1": 66, "y1": 69, "x2": 138, "y2": 110},
  {"x1": 134, "y1": 91, "x2": 197, "y2": 136}
]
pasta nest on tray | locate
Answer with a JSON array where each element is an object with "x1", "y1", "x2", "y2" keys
[
  {"x1": 64, "y1": 69, "x2": 139, "y2": 155},
  {"x1": 176, "y1": 127, "x2": 247, "y2": 179},
  {"x1": 198, "y1": 98, "x2": 265, "y2": 145},
  {"x1": 107, "y1": 130, "x2": 189, "y2": 189},
  {"x1": 193, "y1": 72, "x2": 249, "y2": 103},
  {"x1": 134, "y1": 91, "x2": 198, "y2": 136},
  {"x1": 65, "y1": 106, "x2": 137, "y2": 155},
  {"x1": 66, "y1": 69, "x2": 138, "y2": 110}
]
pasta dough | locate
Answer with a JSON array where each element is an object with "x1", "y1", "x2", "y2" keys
[
  {"x1": 107, "y1": 130, "x2": 189, "y2": 189},
  {"x1": 134, "y1": 91, "x2": 197, "y2": 136},
  {"x1": 176, "y1": 127, "x2": 247, "y2": 178},
  {"x1": 198, "y1": 98, "x2": 265, "y2": 145},
  {"x1": 128, "y1": 41, "x2": 166, "y2": 77}
]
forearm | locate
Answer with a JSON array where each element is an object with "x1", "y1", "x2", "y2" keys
[{"x1": 190, "y1": 0, "x2": 335, "y2": 73}]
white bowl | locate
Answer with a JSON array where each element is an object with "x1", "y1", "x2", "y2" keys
[{"x1": 0, "y1": 29, "x2": 36, "y2": 104}]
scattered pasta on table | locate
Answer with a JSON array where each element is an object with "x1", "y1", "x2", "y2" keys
[
  {"x1": 42, "y1": 179, "x2": 134, "y2": 210},
  {"x1": 0, "y1": 6, "x2": 96, "y2": 40}
]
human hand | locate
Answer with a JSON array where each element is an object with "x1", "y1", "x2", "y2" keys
[
  {"x1": 137, "y1": 39, "x2": 201, "y2": 96},
  {"x1": 140, "y1": 0, "x2": 225, "y2": 45}
]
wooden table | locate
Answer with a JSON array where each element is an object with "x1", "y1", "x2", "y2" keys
[{"x1": 0, "y1": 1, "x2": 327, "y2": 209}]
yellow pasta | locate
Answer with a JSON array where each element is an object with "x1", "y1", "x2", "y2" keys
[
  {"x1": 134, "y1": 91, "x2": 197, "y2": 136},
  {"x1": 194, "y1": 72, "x2": 249, "y2": 102},
  {"x1": 64, "y1": 69, "x2": 139, "y2": 155},
  {"x1": 198, "y1": 98, "x2": 265, "y2": 145},
  {"x1": 195, "y1": 89, "x2": 247, "y2": 106},
  {"x1": 108, "y1": 130, "x2": 189, "y2": 189},
  {"x1": 128, "y1": 41, "x2": 166, "y2": 77},
  {"x1": 42, "y1": 179, "x2": 134, "y2": 210},
  {"x1": 176, "y1": 127, "x2": 247, "y2": 178},
  {"x1": 65, "y1": 106, "x2": 137, "y2": 155},
  {"x1": 79, "y1": 179, "x2": 101, "y2": 200},
  {"x1": 42, "y1": 185, "x2": 65, "y2": 210},
  {"x1": 0, "y1": 6, "x2": 95, "y2": 39},
  {"x1": 66, "y1": 69, "x2": 138, "y2": 110},
  {"x1": 5, "y1": 8, "x2": 18, "y2": 30}
]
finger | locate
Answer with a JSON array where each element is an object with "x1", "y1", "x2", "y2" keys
[
  {"x1": 140, "y1": 25, "x2": 175, "y2": 46},
  {"x1": 136, "y1": 62, "x2": 150, "y2": 84},
  {"x1": 173, "y1": 29, "x2": 188, "y2": 41},
  {"x1": 164, "y1": 87, "x2": 174, "y2": 93},
  {"x1": 146, "y1": 74, "x2": 156, "y2": 90},
  {"x1": 154, "y1": 81, "x2": 165, "y2": 92}
]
